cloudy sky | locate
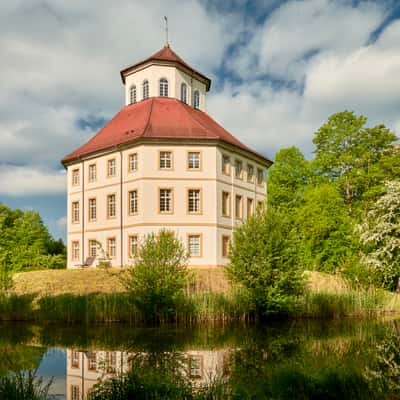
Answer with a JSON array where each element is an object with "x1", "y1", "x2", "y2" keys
[{"x1": 1, "y1": 0, "x2": 399, "y2": 241}]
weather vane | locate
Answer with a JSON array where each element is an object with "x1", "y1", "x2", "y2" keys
[{"x1": 164, "y1": 16, "x2": 169, "y2": 47}]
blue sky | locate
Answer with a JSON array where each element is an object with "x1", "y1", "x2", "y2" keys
[{"x1": 1, "y1": 0, "x2": 400, "y2": 242}]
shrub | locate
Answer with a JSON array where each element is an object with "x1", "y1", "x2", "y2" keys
[
  {"x1": 227, "y1": 207, "x2": 304, "y2": 316},
  {"x1": 123, "y1": 230, "x2": 188, "y2": 322}
]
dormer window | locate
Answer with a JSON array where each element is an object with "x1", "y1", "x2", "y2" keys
[
  {"x1": 159, "y1": 78, "x2": 168, "y2": 97},
  {"x1": 130, "y1": 85, "x2": 136, "y2": 104},
  {"x1": 181, "y1": 83, "x2": 187, "y2": 103},
  {"x1": 193, "y1": 90, "x2": 200, "y2": 109},
  {"x1": 142, "y1": 80, "x2": 149, "y2": 100}
]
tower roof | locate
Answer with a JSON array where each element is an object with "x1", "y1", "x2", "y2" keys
[
  {"x1": 120, "y1": 46, "x2": 211, "y2": 91},
  {"x1": 62, "y1": 97, "x2": 271, "y2": 166}
]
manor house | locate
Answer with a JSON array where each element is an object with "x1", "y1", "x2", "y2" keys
[{"x1": 62, "y1": 45, "x2": 272, "y2": 268}]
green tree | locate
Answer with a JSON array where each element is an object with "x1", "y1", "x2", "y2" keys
[
  {"x1": 227, "y1": 207, "x2": 304, "y2": 316},
  {"x1": 295, "y1": 184, "x2": 356, "y2": 272},
  {"x1": 124, "y1": 230, "x2": 188, "y2": 322},
  {"x1": 358, "y1": 181, "x2": 400, "y2": 291},
  {"x1": 267, "y1": 146, "x2": 310, "y2": 208},
  {"x1": 313, "y1": 111, "x2": 397, "y2": 208}
]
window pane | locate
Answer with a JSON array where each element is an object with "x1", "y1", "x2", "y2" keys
[
  {"x1": 129, "y1": 154, "x2": 137, "y2": 171},
  {"x1": 188, "y1": 152, "x2": 200, "y2": 169},
  {"x1": 222, "y1": 155, "x2": 230, "y2": 175},
  {"x1": 129, "y1": 190, "x2": 138, "y2": 214},
  {"x1": 181, "y1": 83, "x2": 187, "y2": 103},
  {"x1": 188, "y1": 189, "x2": 201, "y2": 213},
  {"x1": 107, "y1": 194, "x2": 116, "y2": 218},
  {"x1": 159, "y1": 151, "x2": 172, "y2": 169},
  {"x1": 235, "y1": 160, "x2": 243, "y2": 179},
  {"x1": 222, "y1": 192, "x2": 230, "y2": 217},
  {"x1": 160, "y1": 79, "x2": 168, "y2": 97},
  {"x1": 160, "y1": 189, "x2": 172, "y2": 212},
  {"x1": 89, "y1": 164, "x2": 96, "y2": 181},
  {"x1": 193, "y1": 90, "x2": 200, "y2": 109},
  {"x1": 129, "y1": 236, "x2": 138, "y2": 257},
  {"x1": 188, "y1": 235, "x2": 200, "y2": 256},
  {"x1": 247, "y1": 164, "x2": 254, "y2": 183},
  {"x1": 143, "y1": 80, "x2": 149, "y2": 99},
  {"x1": 89, "y1": 240, "x2": 97, "y2": 257},
  {"x1": 130, "y1": 85, "x2": 136, "y2": 104},
  {"x1": 89, "y1": 199, "x2": 96, "y2": 221},
  {"x1": 235, "y1": 195, "x2": 242, "y2": 219},
  {"x1": 72, "y1": 169, "x2": 79, "y2": 186},
  {"x1": 108, "y1": 159, "x2": 116, "y2": 176},
  {"x1": 108, "y1": 238, "x2": 116, "y2": 257}
]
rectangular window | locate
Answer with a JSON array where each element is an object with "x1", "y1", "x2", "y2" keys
[
  {"x1": 129, "y1": 235, "x2": 138, "y2": 257},
  {"x1": 247, "y1": 198, "x2": 254, "y2": 218},
  {"x1": 89, "y1": 240, "x2": 97, "y2": 257},
  {"x1": 188, "y1": 355, "x2": 203, "y2": 379},
  {"x1": 72, "y1": 201, "x2": 79, "y2": 224},
  {"x1": 159, "y1": 189, "x2": 172, "y2": 213},
  {"x1": 129, "y1": 190, "x2": 138, "y2": 214},
  {"x1": 107, "y1": 194, "x2": 116, "y2": 218},
  {"x1": 188, "y1": 152, "x2": 200, "y2": 170},
  {"x1": 72, "y1": 241, "x2": 80, "y2": 261},
  {"x1": 108, "y1": 159, "x2": 116, "y2": 177},
  {"x1": 247, "y1": 164, "x2": 254, "y2": 183},
  {"x1": 188, "y1": 189, "x2": 201, "y2": 214},
  {"x1": 222, "y1": 155, "x2": 230, "y2": 175},
  {"x1": 87, "y1": 352, "x2": 97, "y2": 371},
  {"x1": 89, "y1": 198, "x2": 97, "y2": 221},
  {"x1": 235, "y1": 159, "x2": 243, "y2": 179},
  {"x1": 72, "y1": 169, "x2": 79, "y2": 186},
  {"x1": 222, "y1": 235, "x2": 230, "y2": 258},
  {"x1": 71, "y1": 385, "x2": 80, "y2": 400},
  {"x1": 159, "y1": 151, "x2": 172, "y2": 169},
  {"x1": 71, "y1": 350, "x2": 80, "y2": 368},
  {"x1": 106, "y1": 351, "x2": 117, "y2": 373},
  {"x1": 89, "y1": 164, "x2": 97, "y2": 182},
  {"x1": 222, "y1": 191, "x2": 230, "y2": 217},
  {"x1": 129, "y1": 153, "x2": 138, "y2": 172},
  {"x1": 257, "y1": 200, "x2": 264, "y2": 211},
  {"x1": 107, "y1": 238, "x2": 116, "y2": 258},
  {"x1": 257, "y1": 168, "x2": 264, "y2": 185},
  {"x1": 188, "y1": 235, "x2": 201, "y2": 257},
  {"x1": 235, "y1": 195, "x2": 243, "y2": 219}
]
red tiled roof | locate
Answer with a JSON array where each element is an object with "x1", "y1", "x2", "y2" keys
[
  {"x1": 62, "y1": 97, "x2": 271, "y2": 165},
  {"x1": 120, "y1": 46, "x2": 211, "y2": 90}
]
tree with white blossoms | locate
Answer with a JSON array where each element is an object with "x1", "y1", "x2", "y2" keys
[{"x1": 358, "y1": 181, "x2": 400, "y2": 291}]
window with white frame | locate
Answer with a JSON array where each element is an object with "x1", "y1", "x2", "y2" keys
[
  {"x1": 235, "y1": 159, "x2": 243, "y2": 179},
  {"x1": 71, "y1": 350, "x2": 80, "y2": 368},
  {"x1": 72, "y1": 201, "x2": 79, "y2": 224},
  {"x1": 159, "y1": 151, "x2": 172, "y2": 169},
  {"x1": 159, "y1": 189, "x2": 172, "y2": 213},
  {"x1": 188, "y1": 152, "x2": 200, "y2": 170},
  {"x1": 89, "y1": 240, "x2": 97, "y2": 257},
  {"x1": 257, "y1": 168, "x2": 264, "y2": 185},
  {"x1": 188, "y1": 355, "x2": 203, "y2": 378},
  {"x1": 71, "y1": 385, "x2": 80, "y2": 400},
  {"x1": 107, "y1": 194, "x2": 116, "y2": 218},
  {"x1": 222, "y1": 155, "x2": 230, "y2": 175},
  {"x1": 107, "y1": 238, "x2": 116, "y2": 258},
  {"x1": 142, "y1": 80, "x2": 149, "y2": 99},
  {"x1": 88, "y1": 164, "x2": 97, "y2": 182},
  {"x1": 235, "y1": 195, "x2": 243, "y2": 219},
  {"x1": 159, "y1": 78, "x2": 168, "y2": 97},
  {"x1": 72, "y1": 241, "x2": 79, "y2": 261},
  {"x1": 222, "y1": 235, "x2": 230, "y2": 258},
  {"x1": 87, "y1": 352, "x2": 97, "y2": 371},
  {"x1": 129, "y1": 153, "x2": 138, "y2": 172},
  {"x1": 193, "y1": 90, "x2": 200, "y2": 109},
  {"x1": 247, "y1": 164, "x2": 254, "y2": 183},
  {"x1": 222, "y1": 191, "x2": 230, "y2": 217},
  {"x1": 188, "y1": 189, "x2": 201, "y2": 213},
  {"x1": 129, "y1": 235, "x2": 138, "y2": 257},
  {"x1": 108, "y1": 159, "x2": 116, "y2": 177},
  {"x1": 89, "y1": 198, "x2": 96, "y2": 221},
  {"x1": 130, "y1": 84, "x2": 137, "y2": 104},
  {"x1": 181, "y1": 83, "x2": 187, "y2": 103},
  {"x1": 129, "y1": 190, "x2": 138, "y2": 214},
  {"x1": 72, "y1": 169, "x2": 79, "y2": 186},
  {"x1": 188, "y1": 235, "x2": 201, "y2": 257}
]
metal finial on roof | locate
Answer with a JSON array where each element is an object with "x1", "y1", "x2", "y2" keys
[{"x1": 164, "y1": 16, "x2": 169, "y2": 47}]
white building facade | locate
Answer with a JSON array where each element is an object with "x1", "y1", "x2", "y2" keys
[{"x1": 62, "y1": 45, "x2": 272, "y2": 268}]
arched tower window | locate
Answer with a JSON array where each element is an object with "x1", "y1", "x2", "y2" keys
[
  {"x1": 159, "y1": 78, "x2": 168, "y2": 97},
  {"x1": 142, "y1": 80, "x2": 149, "y2": 100},
  {"x1": 130, "y1": 85, "x2": 136, "y2": 104},
  {"x1": 180, "y1": 83, "x2": 187, "y2": 103},
  {"x1": 193, "y1": 90, "x2": 200, "y2": 109}
]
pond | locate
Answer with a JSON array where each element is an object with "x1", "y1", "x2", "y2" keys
[{"x1": 1, "y1": 318, "x2": 400, "y2": 399}]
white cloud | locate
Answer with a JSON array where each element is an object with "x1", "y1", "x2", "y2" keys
[{"x1": 0, "y1": 165, "x2": 66, "y2": 196}]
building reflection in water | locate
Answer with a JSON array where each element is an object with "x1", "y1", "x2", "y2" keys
[{"x1": 66, "y1": 348, "x2": 229, "y2": 400}]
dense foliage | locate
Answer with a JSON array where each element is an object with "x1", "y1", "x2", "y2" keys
[
  {"x1": 228, "y1": 207, "x2": 304, "y2": 316},
  {"x1": 0, "y1": 204, "x2": 65, "y2": 276},
  {"x1": 124, "y1": 230, "x2": 188, "y2": 322},
  {"x1": 235, "y1": 110, "x2": 399, "y2": 294}
]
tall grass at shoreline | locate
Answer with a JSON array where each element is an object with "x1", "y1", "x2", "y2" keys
[{"x1": 0, "y1": 270, "x2": 399, "y2": 323}]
